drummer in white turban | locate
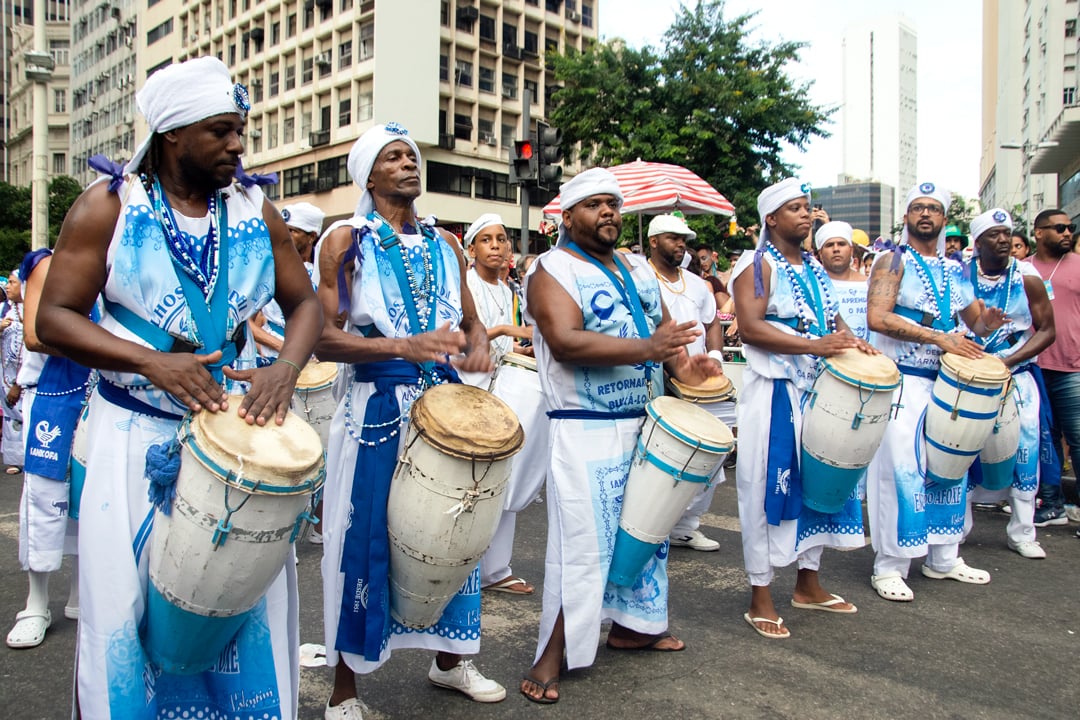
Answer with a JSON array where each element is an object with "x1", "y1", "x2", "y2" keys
[
  {"x1": 315, "y1": 123, "x2": 500, "y2": 718},
  {"x1": 280, "y1": 201, "x2": 326, "y2": 264},
  {"x1": 521, "y1": 168, "x2": 720, "y2": 703},
  {"x1": 35, "y1": 55, "x2": 323, "y2": 718},
  {"x1": 865, "y1": 181, "x2": 1005, "y2": 604},
  {"x1": 730, "y1": 178, "x2": 871, "y2": 640}
]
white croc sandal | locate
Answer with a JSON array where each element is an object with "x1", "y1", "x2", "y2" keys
[
  {"x1": 871, "y1": 573, "x2": 914, "y2": 602},
  {"x1": 6, "y1": 609, "x2": 52, "y2": 648},
  {"x1": 921, "y1": 561, "x2": 990, "y2": 585}
]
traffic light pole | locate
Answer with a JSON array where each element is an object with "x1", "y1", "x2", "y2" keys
[{"x1": 519, "y1": 89, "x2": 531, "y2": 258}]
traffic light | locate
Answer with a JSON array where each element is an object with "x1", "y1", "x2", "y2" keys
[
  {"x1": 509, "y1": 138, "x2": 537, "y2": 185},
  {"x1": 536, "y1": 121, "x2": 563, "y2": 190}
]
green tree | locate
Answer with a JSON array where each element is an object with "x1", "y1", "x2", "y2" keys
[
  {"x1": 945, "y1": 193, "x2": 978, "y2": 237},
  {"x1": 547, "y1": 0, "x2": 832, "y2": 252},
  {"x1": 0, "y1": 182, "x2": 32, "y2": 273}
]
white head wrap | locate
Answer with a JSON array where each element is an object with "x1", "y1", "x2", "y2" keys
[
  {"x1": 556, "y1": 167, "x2": 623, "y2": 247},
  {"x1": 125, "y1": 57, "x2": 250, "y2": 174},
  {"x1": 757, "y1": 178, "x2": 811, "y2": 248},
  {"x1": 970, "y1": 208, "x2": 1013, "y2": 244},
  {"x1": 279, "y1": 202, "x2": 325, "y2": 234},
  {"x1": 900, "y1": 181, "x2": 952, "y2": 253},
  {"x1": 464, "y1": 213, "x2": 505, "y2": 247},
  {"x1": 346, "y1": 122, "x2": 422, "y2": 218},
  {"x1": 814, "y1": 220, "x2": 853, "y2": 250}
]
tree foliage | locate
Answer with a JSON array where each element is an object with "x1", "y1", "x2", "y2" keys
[
  {"x1": 547, "y1": 0, "x2": 833, "y2": 250},
  {"x1": 0, "y1": 175, "x2": 83, "y2": 272}
]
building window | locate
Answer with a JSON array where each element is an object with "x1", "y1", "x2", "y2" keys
[
  {"x1": 303, "y1": 5, "x2": 315, "y2": 29},
  {"x1": 269, "y1": 71, "x2": 280, "y2": 96},
  {"x1": 49, "y1": 38, "x2": 69, "y2": 66},
  {"x1": 228, "y1": 44, "x2": 236, "y2": 66},
  {"x1": 287, "y1": 13, "x2": 297, "y2": 37},
  {"x1": 582, "y1": 2, "x2": 593, "y2": 28},
  {"x1": 479, "y1": 15, "x2": 496, "y2": 42},
  {"x1": 454, "y1": 113, "x2": 473, "y2": 141},
  {"x1": 524, "y1": 31, "x2": 539, "y2": 54},
  {"x1": 440, "y1": 54, "x2": 449, "y2": 81},
  {"x1": 52, "y1": 153, "x2": 66, "y2": 175},
  {"x1": 478, "y1": 118, "x2": 495, "y2": 145},
  {"x1": 359, "y1": 23, "x2": 374, "y2": 60},
  {"x1": 147, "y1": 18, "x2": 174, "y2": 45},
  {"x1": 339, "y1": 98, "x2": 351, "y2": 127},
  {"x1": 358, "y1": 92, "x2": 373, "y2": 121},
  {"x1": 1066, "y1": 87, "x2": 1077, "y2": 105},
  {"x1": 285, "y1": 61, "x2": 296, "y2": 90},
  {"x1": 283, "y1": 110, "x2": 295, "y2": 143},
  {"x1": 524, "y1": 79, "x2": 539, "y2": 102},
  {"x1": 272, "y1": 21, "x2": 280, "y2": 45},
  {"x1": 546, "y1": 0, "x2": 561, "y2": 12},
  {"x1": 302, "y1": 57, "x2": 314, "y2": 84},
  {"x1": 340, "y1": 0, "x2": 353, "y2": 10},
  {"x1": 503, "y1": 22, "x2": 518, "y2": 48},
  {"x1": 502, "y1": 73, "x2": 517, "y2": 99},
  {"x1": 339, "y1": 40, "x2": 352, "y2": 69},
  {"x1": 455, "y1": 60, "x2": 473, "y2": 87},
  {"x1": 53, "y1": 89, "x2": 66, "y2": 113},
  {"x1": 426, "y1": 161, "x2": 472, "y2": 197},
  {"x1": 283, "y1": 163, "x2": 315, "y2": 197},
  {"x1": 1068, "y1": 19, "x2": 1077, "y2": 38},
  {"x1": 440, "y1": 1, "x2": 450, "y2": 26},
  {"x1": 501, "y1": 122, "x2": 516, "y2": 148},
  {"x1": 479, "y1": 66, "x2": 495, "y2": 93}
]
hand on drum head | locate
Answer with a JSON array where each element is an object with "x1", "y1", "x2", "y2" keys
[
  {"x1": 145, "y1": 350, "x2": 227, "y2": 413},
  {"x1": 223, "y1": 361, "x2": 298, "y2": 425},
  {"x1": 809, "y1": 332, "x2": 864, "y2": 358},
  {"x1": 936, "y1": 332, "x2": 985, "y2": 360},
  {"x1": 402, "y1": 322, "x2": 468, "y2": 364},
  {"x1": 669, "y1": 350, "x2": 723, "y2": 387},
  {"x1": 647, "y1": 320, "x2": 701, "y2": 364}
]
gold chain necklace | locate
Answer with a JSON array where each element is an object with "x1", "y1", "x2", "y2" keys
[{"x1": 649, "y1": 260, "x2": 686, "y2": 294}]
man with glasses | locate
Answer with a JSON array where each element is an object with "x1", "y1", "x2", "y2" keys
[
  {"x1": 865, "y1": 182, "x2": 1004, "y2": 603},
  {"x1": 1030, "y1": 209, "x2": 1080, "y2": 528}
]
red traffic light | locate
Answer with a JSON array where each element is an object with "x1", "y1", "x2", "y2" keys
[{"x1": 515, "y1": 140, "x2": 534, "y2": 160}]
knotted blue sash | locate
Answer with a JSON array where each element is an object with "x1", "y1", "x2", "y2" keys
[
  {"x1": 23, "y1": 355, "x2": 92, "y2": 481},
  {"x1": 765, "y1": 379, "x2": 802, "y2": 525},
  {"x1": 336, "y1": 359, "x2": 459, "y2": 661}
]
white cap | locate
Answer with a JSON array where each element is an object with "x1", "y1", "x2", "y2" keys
[
  {"x1": 814, "y1": 220, "x2": 853, "y2": 250},
  {"x1": 647, "y1": 214, "x2": 697, "y2": 241}
]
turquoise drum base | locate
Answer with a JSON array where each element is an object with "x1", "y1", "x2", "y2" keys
[
  {"x1": 978, "y1": 458, "x2": 1016, "y2": 492},
  {"x1": 69, "y1": 461, "x2": 85, "y2": 521},
  {"x1": 608, "y1": 527, "x2": 661, "y2": 587},
  {"x1": 144, "y1": 583, "x2": 249, "y2": 675},
  {"x1": 800, "y1": 451, "x2": 863, "y2": 515}
]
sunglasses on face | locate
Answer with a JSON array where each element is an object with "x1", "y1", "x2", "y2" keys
[{"x1": 1036, "y1": 223, "x2": 1076, "y2": 234}]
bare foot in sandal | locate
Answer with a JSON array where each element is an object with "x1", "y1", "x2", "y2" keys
[{"x1": 520, "y1": 673, "x2": 560, "y2": 704}]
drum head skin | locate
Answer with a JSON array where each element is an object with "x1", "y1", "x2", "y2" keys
[
  {"x1": 825, "y1": 348, "x2": 900, "y2": 389},
  {"x1": 192, "y1": 396, "x2": 324, "y2": 488},
  {"x1": 648, "y1": 395, "x2": 734, "y2": 450},
  {"x1": 500, "y1": 352, "x2": 537, "y2": 372},
  {"x1": 669, "y1": 373, "x2": 734, "y2": 400},
  {"x1": 296, "y1": 360, "x2": 338, "y2": 389},
  {"x1": 411, "y1": 383, "x2": 524, "y2": 460},
  {"x1": 941, "y1": 353, "x2": 1010, "y2": 383}
]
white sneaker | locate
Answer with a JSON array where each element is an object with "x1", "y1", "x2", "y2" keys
[
  {"x1": 669, "y1": 529, "x2": 720, "y2": 552},
  {"x1": 324, "y1": 697, "x2": 364, "y2": 720},
  {"x1": 309, "y1": 530, "x2": 323, "y2": 545},
  {"x1": 427, "y1": 659, "x2": 506, "y2": 702},
  {"x1": 1008, "y1": 539, "x2": 1047, "y2": 559}
]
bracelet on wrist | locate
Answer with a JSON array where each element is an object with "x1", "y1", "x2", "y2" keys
[{"x1": 275, "y1": 357, "x2": 303, "y2": 375}]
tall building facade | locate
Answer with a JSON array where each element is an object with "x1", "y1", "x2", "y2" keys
[
  {"x1": 2, "y1": 1, "x2": 72, "y2": 185},
  {"x1": 981, "y1": 0, "x2": 1080, "y2": 223},
  {"x1": 841, "y1": 16, "x2": 917, "y2": 219},
  {"x1": 811, "y1": 181, "x2": 895, "y2": 241},
  {"x1": 129, "y1": 0, "x2": 597, "y2": 238}
]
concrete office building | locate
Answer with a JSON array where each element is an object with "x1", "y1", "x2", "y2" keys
[
  {"x1": 981, "y1": 0, "x2": 1080, "y2": 223},
  {"x1": 812, "y1": 181, "x2": 895, "y2": 241},
  {"x1": 3, "y1": 0, "x2": 72, "y2": 186},
  {"x1": 841, "y1": 16, "x2": 917, "y2": 220},
  {"x1": 135, "y1": 0, "x2": 597, "y2": 241}
]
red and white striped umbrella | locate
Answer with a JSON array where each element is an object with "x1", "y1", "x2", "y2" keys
[{"x1": 542, "y1": 159, "x2": 736, "y2": 217}]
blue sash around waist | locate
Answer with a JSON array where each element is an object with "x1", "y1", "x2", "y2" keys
[{"x1": 765, "y1": 379, "x2": 802, "y2": 525}]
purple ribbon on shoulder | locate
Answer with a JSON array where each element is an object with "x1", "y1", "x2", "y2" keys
[
  {"x1": 87, "y1": 154, "x2": 125, "y2": 193},
  {"x1": 234, "y1": 160, "x2": 279, "y2": 188},
  {"x1": 872, "y1": 237, "x2": 907, "y2": 272}
]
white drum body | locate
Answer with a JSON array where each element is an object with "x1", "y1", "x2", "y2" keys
[
  {"x1": 291, "y1": 360, "x2": 339, "y2": 447},
  {"x1": 976, "y1": 386, "x2": 1020, "y2": 491},
  {"x1": 68, "y1": 403, "x2": 90, "y2": 520},
  {"x1": 924, "y1": 355, "x2": 1010, "y2": 486},
  {"x1": 386, "y1": 384, "x2": 523, "y2": 629},
  {"x1": 801, "y1": 351, "x2": 900, "y2": 513},
  {"x1": 609, "y1": 396, "x2": 733, "y2": 586},
  {"x1": 488, "y1": 353, "x2": 548, "y2": 512},
  {"x1": 146, "y1": 402, "x2": 325, "y2": 674}
]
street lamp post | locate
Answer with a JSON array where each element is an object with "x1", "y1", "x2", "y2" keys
[{"x1": 1000, "y1": 140, "x2": 1060, "y2": 221}]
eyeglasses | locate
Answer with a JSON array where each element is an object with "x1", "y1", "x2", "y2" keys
[
  {"x1": 1035, "y1": 222, "x2": 1076, "y2": 234},
  {"x1": 908, "y1": 203, "x2": 945, "y2": 216}
]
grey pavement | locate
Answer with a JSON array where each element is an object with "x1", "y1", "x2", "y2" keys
[{"x1": 0, "y1": 469, "x2": 1076, "y2": 719}]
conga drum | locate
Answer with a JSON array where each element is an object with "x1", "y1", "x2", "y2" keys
[
  {"x1": 801, "y1": 349, "x2": 900, "y2": 513},
  {"x1": 974, "y1": 382, "x2": 1020, "y2": 491},
  {"x1": 924, "y1": 353, "x2": 1011, "y2": 486},
  {"x1": 68, "y1": 403, "x2": 91, "y2": 520},
  {"x1": 146, "y1": 398, "x2": 325, "y2": 674},
  {"x1": 608, "y1": 396, "x2": 733, "y2": 586},
  {"x1": 666, "y1": 373, "x2": 737, "y2": 406},
  {"x1": 488, "y1": 352, "x2": 548, "y2": 512},
  {"x1": 387, "y1": 383, "x2": 523, "y2": 629},
  {"x1": 291, "y1": 360, "x2": 338, "y2": 447}
]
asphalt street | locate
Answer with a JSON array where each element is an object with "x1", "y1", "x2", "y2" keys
[{"x1": 0, "y1": 469, "x2": 1076, "y2": 719}]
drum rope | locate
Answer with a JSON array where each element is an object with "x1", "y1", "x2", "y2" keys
[
  {"x1": 212, "y1": 456, "x2": 259, "y2": 549},
  {"x1": 444, "y1": 453, "x2": 491, "y2": 518}
]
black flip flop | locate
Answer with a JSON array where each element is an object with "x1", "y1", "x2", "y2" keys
[
  {"x1": 520, "y1": 674, "x2": 560, "y2": 705},
  {"x1": 606, "y1": 630, "x2": 685, "y2": 652}
]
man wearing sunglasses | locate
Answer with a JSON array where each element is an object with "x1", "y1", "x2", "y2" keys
[{"x1": 1030, "y1": 209, "x2": 1080, "y2": 528}]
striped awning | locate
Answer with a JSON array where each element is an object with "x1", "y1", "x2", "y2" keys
[{"x1": 543, "y1": 159, "x2": 736, "y2": 217}]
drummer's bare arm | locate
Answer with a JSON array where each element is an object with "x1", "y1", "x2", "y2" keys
[
  {"x1": 959, "y1": 299, "x2": 1006, "y2": 338},
  {"x1": 732, "y1": 256, "x2": 855, "y2": 357},
  {"x1": 444, "y1": 228, "x2": 492, "y2": 375},
  {"x1": 36, "y1": 183, "x2": 227, "y2": 413},
  {"x1": 224, "y1": 199, "x2": 324, "y2": 426},
  {"x1": 247, "y1": 312, "x2": 284, "y2": 354},
  {"x1": 866, "y1": 252, "x2": 983, "y2": 359},
  {"x1": 703, "y1": 318, "x2": 724, "y2": 355},
  {"x1": 528, "y1": 264, "x2": 699, "y2": 366},
  {"x1": 313, "y1": 227, "x2": 468, "y2": 364},
  {"x1": 1002, "y1": 275, "x2": 1056, "y2": 368},
  {"x1": 21, "y1": 254, "x2": 62, "y2": 356}
]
